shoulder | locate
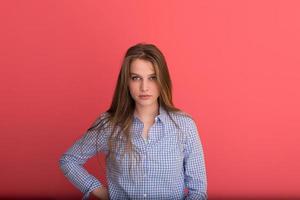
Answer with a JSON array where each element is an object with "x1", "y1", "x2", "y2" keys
[
  {"x1": 100, "y1": 111, "x2": 111, "y2": 121},
  {"x1": 87, "y1": 111, "x2": 112, "y2": 132},
  {"x1": 167, "y1": 110, "x2": 198, "y2": 131},
  {"x1": 166, "y1": 111, "x2": 200, "y2": 147},
  {"x1": 168, "y1": 110, "x2": 195, "y2": 125}
]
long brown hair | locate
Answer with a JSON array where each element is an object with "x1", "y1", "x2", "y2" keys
[{"x1": 85, "y1": 43, "x2": 181, "y2": 174}]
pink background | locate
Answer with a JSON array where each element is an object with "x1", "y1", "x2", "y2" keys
[{"x1": 1, "y1": 0, "x2": 299, "y2": 199}]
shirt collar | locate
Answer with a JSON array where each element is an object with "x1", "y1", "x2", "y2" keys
[
  {"x1": 156, "y1": 105, "x2": 168, "y2": 124},
  {"x1": 133, "y1": 105, "x2": 168, "y2": 124}
]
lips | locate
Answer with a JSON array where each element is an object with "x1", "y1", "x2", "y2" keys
[
  {"x1": 139, "y1": 95, "x2": 151, "y2": 97},
  {"x1": 139, "y1": 95, "x2": 152, "y2": 99}
]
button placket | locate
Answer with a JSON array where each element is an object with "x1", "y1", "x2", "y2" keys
[{"x1": 141, "y1": 147, "x2": 148, "y2": 199}]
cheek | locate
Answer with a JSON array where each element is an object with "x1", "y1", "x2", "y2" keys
[
  {"x1": 128, "y1": 83, "x2": 138, "y2": 95},
  {"x1": 152, "y1": 83, "x2": 160, "y2": 95}
]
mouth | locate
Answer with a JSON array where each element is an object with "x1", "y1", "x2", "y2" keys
[{"x1": 139, "y1": 95, "x2": 152, "y2": 99}]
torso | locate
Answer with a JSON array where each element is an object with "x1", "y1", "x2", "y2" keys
[{"x1": 141, "y1": 121, "x2": 154, "y2": 141}]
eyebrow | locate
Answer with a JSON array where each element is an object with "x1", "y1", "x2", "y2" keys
[{"x1": 130, "y1": 73, "x2": 156, "y2": 76}]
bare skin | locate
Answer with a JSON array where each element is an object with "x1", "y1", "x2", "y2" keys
[{"x1": 90, "y1": 186, "x2": 109, "y2": 200}]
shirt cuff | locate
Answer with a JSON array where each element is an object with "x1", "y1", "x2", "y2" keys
[{"x1": 82, "y1": 180, "x2": 102, "y2": 200}]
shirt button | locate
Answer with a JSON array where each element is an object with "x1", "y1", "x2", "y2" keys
[{"x1": 143, "y1": 194, "x2": 147, "y2": 198}]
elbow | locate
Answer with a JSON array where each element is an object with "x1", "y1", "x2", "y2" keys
[
  {"x1": 58, "y1": 154, "x2": 71, "y2": 175},
  {"x1": 58, "y1": 153, "x2": 67, "y2": 167},
  {"x1": 58, "y1": 153, "x2": 84, "y2": 176}
]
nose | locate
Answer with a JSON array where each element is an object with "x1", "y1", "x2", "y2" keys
[{"x1": 140, "y1": 79, "x2": 149, "y2": 92}]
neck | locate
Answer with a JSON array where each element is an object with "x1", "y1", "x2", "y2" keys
[{"x1": 134, "y1": 103, "x2": 159, "y2": 122}]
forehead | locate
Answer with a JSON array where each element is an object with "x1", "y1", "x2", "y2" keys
[{"x1": 130, "y1": 59, "x2": 155, "y2": 75}]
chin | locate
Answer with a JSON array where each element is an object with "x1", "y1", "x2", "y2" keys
[{"x1": 136, "y1": 100, "x2": 156, "y2": 107}]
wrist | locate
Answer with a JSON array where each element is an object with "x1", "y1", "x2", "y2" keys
[{"x1": 91, "y1": 186, "x2": 108, "y2": 199}]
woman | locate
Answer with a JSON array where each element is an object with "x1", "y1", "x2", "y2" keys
[{"x1": 59, "y1": 43, "x2": 207, "y2": 200}]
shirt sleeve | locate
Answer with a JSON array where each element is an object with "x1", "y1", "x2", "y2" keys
[
  {"x1": 58, "y1": 118, "x2": 110, "y2": 200},
  {"x1": 183, "y1": 118, "x2": 208, "y2": 200}
]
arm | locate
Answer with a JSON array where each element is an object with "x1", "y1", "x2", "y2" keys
[
  {"x1": 59, "y1": 121, "x2": 110, "y2": 200},
  {"x1": 90, "y1": 186, "x2": 109, "y2": 200},
  {"x1": 184, "y1": 118, "x2": 208, "y2": 200}
]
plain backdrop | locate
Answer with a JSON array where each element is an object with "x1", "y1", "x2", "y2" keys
[{"x1": 1, "y1": 0, "x2": 300, "y2": 199}]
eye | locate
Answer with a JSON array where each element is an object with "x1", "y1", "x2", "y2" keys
[
  {"x1": 131, "y1": 76, "x2": 141, "y2": 81},
  {"x1": 149, "y1": 76, "x2": 157, "y2": 80}
]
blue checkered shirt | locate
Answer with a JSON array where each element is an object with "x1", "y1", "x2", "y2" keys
[{"x1": 59, "y1": 107, "x2": 207, "y2": 199}]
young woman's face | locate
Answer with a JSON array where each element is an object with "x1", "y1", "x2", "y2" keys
[{"x1": 128, "y1": 58, "x2": 160, "y2": 108}]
